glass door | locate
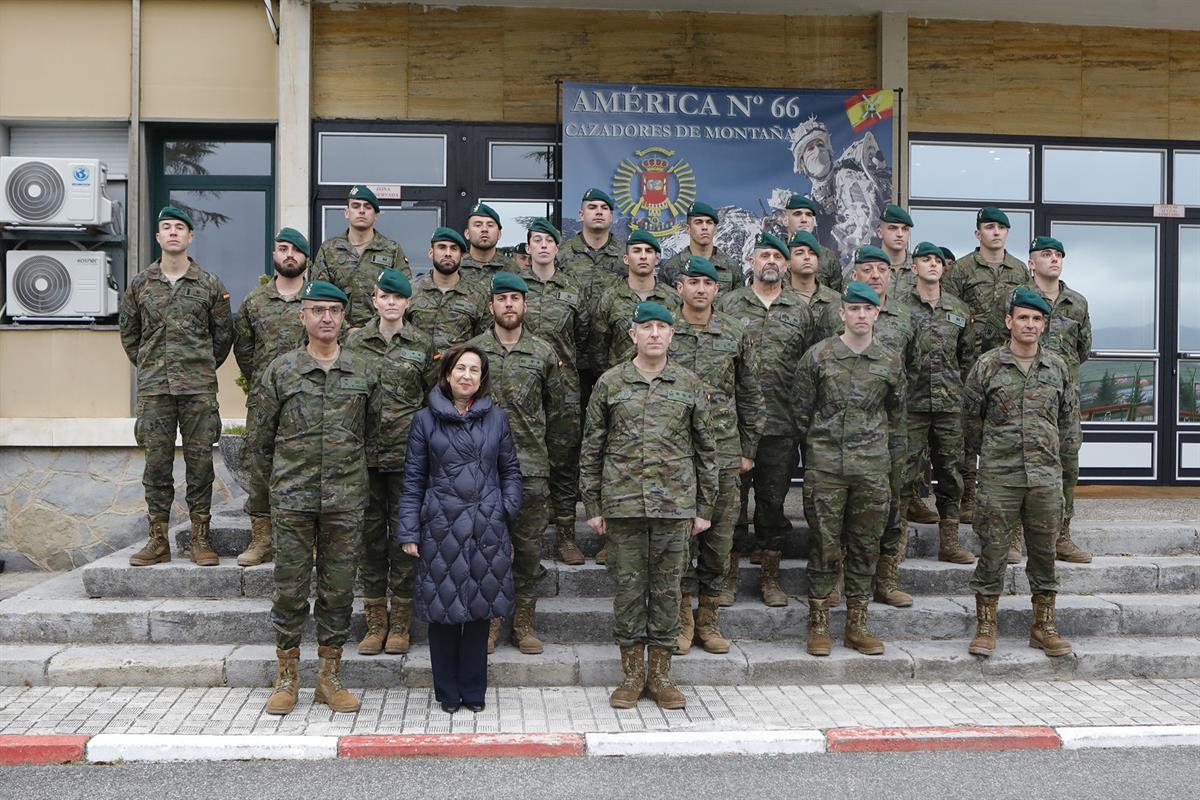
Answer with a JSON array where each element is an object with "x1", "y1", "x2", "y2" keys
[{"x1": 1177, "y1": 225, "x2": 1200, "y2": 481}]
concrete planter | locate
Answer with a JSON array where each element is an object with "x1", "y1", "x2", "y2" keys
[{"x1": 218, "y1": 434, "x2": 253, "y2": 497}]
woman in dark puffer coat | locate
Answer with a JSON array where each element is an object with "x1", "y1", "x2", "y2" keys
[{"x1": 397, "y1": 343, "x2": 522, "y2": 714}]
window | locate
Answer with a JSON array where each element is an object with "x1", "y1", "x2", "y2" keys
[
  {"x1": 1043, "y1": 147, "x2": 1165, "y2": 206},
  {"x1": 317, "y1": 132, "x2": 447, "y2": 187},
  {"x1": 1175, "y1": 152, "x2": 1200, "y2": 207},
  {"x1": 909, "y1": 143, "x2": 1032, "y2": 202},
  {"x1": 321, "y1": 201, "x2": 443, "y2": 277},
  {"x1": 910, "y1": 207, "x2": 1032, "y2": 264},
  {"x1": 479, "y1": 199, "x2": 556, "y2": 247},
  {"x1": 489, "y1": 142, "x2": 556, "y2": 182},
  {"x1": 1080, "y1": 359, "x2": 1156, "y2": 423}
]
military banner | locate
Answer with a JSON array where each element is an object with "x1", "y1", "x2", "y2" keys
[{"x1": 561, "y1": 81, "x2": 894, "y2": 268}]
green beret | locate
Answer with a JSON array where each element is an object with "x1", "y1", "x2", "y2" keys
[
  {"x1": 491, "y1": 271, "x2": 529, "y2": 295},
  {"x1": 582, "y1": 188, "x2": 615, "y2": 210},
  {"x1": 468, "y1": 201, "x2": 501, "y2": 227},
  {"x1": 348, "y1": 184, "x2": 380, "y2": 212},
  {"x1": 431, "y1": 226, "x2": 467, "y2": 250},
  {"x1": 631, "y1": 300, "x2": 674, "y2": 325},
  {"x1": 753, "y1": 231, "x2": 790, "y2": 259},
  {"x1": 526, "y1": 217, "x2": 561, "y2": 244},
  {"x1": 157, "y1": 206, "x2": 194, "y2": 230},
  {"x1": 787, "y1": 230, "x2": 822, "y2": 255},
  {"x1": 785, "y1": 194, "x2": 819, "y2": 213},
  {"x1": 854, "y1": 245, "x2": 890, "y2": 264},
  {"x1": 686, "y1": 201, "x2": 719, "y2": 223},
  {"x1": 375, "y1": 268, "x2": 412, "y2": 298},
  {"x1": 274, "y1": 227, "x2": 310, "y2": 258},
  {"x1": 977, "y1": 206, "x2": 1011, "y2": 228},
  {"x1": 302, "y1": 280, "x2": 348, "y2": 305},
  {"x1": 1029, "y1": 235, "x2": 1065, "y2": 255},
  {"x1": 880, "y1": 204, "x2": 914, "y2": 227},
  {"x1": 842, "y1": 280, "x2": 880, "y2": 307},
  {"x1": 1009, "y1": 286, "x2": 1051, "y2": 316},
  {"x1": 912, "y1": 241, "x2": 944, "y2": 260},
  {"x1": 940, "y1": 246, "x2": 957, "y2": 263},
  {"x1": 679, "y1": 256, "x2": 719, "y2": 282},
  {"x1": 512, "y1": 242, "x2": 528, "y2": 255},
  {"x1": 627, "y1": 228, "x2": 661, "y2": 253}
]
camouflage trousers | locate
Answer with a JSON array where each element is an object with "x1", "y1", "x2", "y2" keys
[
  {"x1": 548, "y1": 376, "x2": 582, "y2": 524},
  {"x1": 683, "y1": 467, "x2": 739, "y2": 597},
  {"x1": 512, "y1": 476, "x2": 550, "y2": 598},
  {"x1": 743, "y1": 435, "x2": 798, "y2": 552},
  {"x1": 134, "y1": 393, "x2": 221, "y2": 518},
  {"x1": 906, "y1": 410, "x2": 964, "y2": 519},
  {"x1": 878, "y1": 459, "x2": 908, "y2": 558},
  {"x1": 605, "y1": 517, "x2": 691, "y2": 649},
  {"x1": 803, "y1": 469, "x2": 890, "y2": 600},
  {"x1": 968, "y1": 482, "x2": 1062, "y2": 597},
  {"x1": 272, "y1": 507, "x2": 362, "y2": 650},
  {"x1": 242, "y1": 398, "x2": 269, "y2": 518},
  {"x1": 360, "y1": 469, "x2": 414, "y2": 600},
  {"x1": 1062, "y1": 448, "x2": 1079, "y2": 521}
]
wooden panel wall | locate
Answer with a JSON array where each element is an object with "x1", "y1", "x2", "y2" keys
[{"x1": 312, "y1": 5, "x2": 879, "y2": 122}]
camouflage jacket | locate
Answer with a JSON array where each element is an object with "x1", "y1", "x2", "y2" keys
[
  {"x1": 233, "y1": 277, "x2": 306, "y2": 391},
  {"x1": 668, "y1": 311, "x2": 764, "y2": 467},
  {"x1": 468, "y1": 327, "x2": 569, "y2": 479},
  {"x1": 793, "y1": 281, "x2": 842, "y2": 344},
  {"x1": 556, "y1": 232, "x2": 625, "y2": 369},
  {"x1": 346, "y1": 319, "x2": 434, "y2": 472},
  {"x1": 658, "y1": 245, "x2": 746, "y2": 294},
  {"x1": 580, "y1": 360, "x2": 718, "y2": 520},
  {"x1": 520, "y1": 265, "x2": 588, "y2": 386},
  {"x1": 249, "y1": 347, "x2": 380, "y2": 512},
  {"x1": 964, "y1": 344, "x2": 1080, "y2": 488},
  {"x1": 715, "y1": 285, "x2": 812, "y2": 430},
  {"x1": 945, "y1": 249, "x2": 1031, "y2": 357},
  {"x1": 890, "y1": 252, "x2": 916, "y2": 297},
  {"x1": 1028, "y1": 278, "x2": 1092, "y2": 384},
  {"x1": 593, "y1": 280, "x2": 682, "y2": 369},
  {"x1": 460, "y1": 251, "x2": 518, "y2": 288},
  {"x1": 894, "y1": 287, "x2": 975, "y2": 414},
  {"x1": 405, "y1": 273, "x2": 490, "y2": 355},
  {"x1": 119, "y1": 260, "x2": 233, "y2": 396},
  {"x1": 817, "y1": 247, "x2": 846, "y2": 293},
  {"x1": 313, "y1": 230, "x2": 411, "y2": 329},
  {"x1": 794, "y1": 336, "x2": 907, "y2": 478}
]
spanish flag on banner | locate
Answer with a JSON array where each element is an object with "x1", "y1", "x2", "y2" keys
[{"x1": 844, "y1": 89, "x2": 894, "y2": 132}]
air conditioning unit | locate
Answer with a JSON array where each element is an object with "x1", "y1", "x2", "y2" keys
[
  {"x1": 5, "y1": 251, "x2": 119, "y2": 321},
  {"x1": 0, "y1": 157, "x2": 113, "y2": 227}
]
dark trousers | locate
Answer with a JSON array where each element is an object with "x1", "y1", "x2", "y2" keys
[{"x1": 427, "y1": 619, "x2": 490, "y2": 705}]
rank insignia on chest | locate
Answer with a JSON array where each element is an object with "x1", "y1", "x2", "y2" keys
[
  {"x1": 947, "y1": 313, "x2": 967, "y2": 328},
  {"x1": 371, "y1": 254, "x2": 393, "y2": 266}
]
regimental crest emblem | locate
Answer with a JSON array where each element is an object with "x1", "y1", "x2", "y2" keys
[{"x1": 612, "y1": 146, "x2": 697, "y2": 238}]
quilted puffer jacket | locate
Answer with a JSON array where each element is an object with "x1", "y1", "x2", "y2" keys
[{"x1": 397, "y1": 387, "x2": 522, "y2": 625}]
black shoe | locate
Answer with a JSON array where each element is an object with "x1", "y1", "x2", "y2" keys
[
  {"x1": 465, "y1": 702, "x2": 485, "y2": 713},
  {"x1": 440, "y1": 701, "x2": 460, "y2": 714}
]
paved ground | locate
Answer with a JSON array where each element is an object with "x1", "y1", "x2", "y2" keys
[{"x1": 0, "y1": 572, "x2": 57, "y2": 601}]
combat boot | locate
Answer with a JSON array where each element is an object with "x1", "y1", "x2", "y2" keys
[
  {"x1": 806, "y1": 597, "x2": 832, "y2": 656},
  {"x1": 675, "y1": 594, "x2": 695, "y2": 654},
  {"x1": 237, "y1": 515, "x2": 273, "y2": 566},
  {"x1": 749, "y1": 548, "x2": 762, "y2": 565},
  {"x1": 555, "y1": 520, "x2": 585, "y2": 566},
  {"x1": 968, "y1": 594, "x2": 999, "y2": 657},
  {"x1": 960, "y1": 470, "x2": 977, "y2": 524},
  {"x1": 906, "y1": 490, "x2": 940, "y2": 524},
  {"x1": 594, "y1": 547, "x2": 607, "y2": 565},
  {"x1": 1055, "y1": 518, "x2": 1092, "y2": 563},
  {"x1": 844, "y1": 597, "x2": 885, "y2": 655},
  {"x1": 717, "y1": 552, "x2": 738, "y2": 607},
  {"x1": 487, "y1": 617, "x2": 501, "y2": 654},
  {"x1": 1007, "y1": 522, "x2": 1024, "y2": 564},
  {"x1": 384, "y1": 597, "x2": 411, "y2": 654},
  {"x1": 264, "y1": 647, "x2": 300, "y2": 715},
  {"x1": 315, "y1": 646, "x2": 360, "y2": 712},
  {"x1": 938, "y1": 519, "x2": 975, "y2": 564},
  {"x1": 511, "y1": 597, "x2": 544, "y2": 655},
  {"x1": 1029, "y1": 593, "x2": 1073, "y2": 657},
  {"x1": 645, "y1": 645, "x2": 686, "y2": 710},
  {"x1": 609, "y1": 644, "x2": 645, "y2": 709},
  {"x1": 758, "y1": 550, "x2": 788, "y2": 607},
  {"x1": 695, "y1": 594, "x2": 731, "y2": 654},
  {"x1": 357, "y1": 597, "x2": 387, "y2": 656},
  {"x1": 129, "y1": 516, "x2": 171, "y2": 566},
  {"x1": 873, "y1": 553, "x2": 913, "y2": 607},
  {"x1": 189, "y1": 513, "x2": 219, "y2": 566}
]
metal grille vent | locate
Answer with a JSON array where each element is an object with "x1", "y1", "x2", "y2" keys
[
  {"x1": 4, "y1": 161, "x2": 66, "y2": 222},
  {"x1": 11, "y1": 255, "x2": 72, "y2": 314}
]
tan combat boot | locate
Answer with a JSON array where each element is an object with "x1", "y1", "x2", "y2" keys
[
  {"x1": 844, "y1": 597, "x2": 885, "y2": 655},
  {"x1": 129, "y1": 516, "x2": 171, "y2": 566},
  {"x1": 1055, "y1": 518, "x2": 1092, "y2": 563},
  {"x1": 645, "y1": 645, "x2": 686, "y2": 709},
  {"x1": 695, "y1": 594, "x2": 731, "y2": 654},
  {"x1": 806, "y1": 596, "x2": 833, "y2": 656},
  {"x1": 959, "y1": 470, "x2": 977, "y2": 524},
  {"x1": 609, "y1": 644, "x2": 645, "y2": 709},
  {"x1": 487, "y1": 617, "x2": 501, "y2": 654},
  {"x1": 315, "y1": 645, "x2": 360, "y2": 713},
  {"x1": 938, "y1": 519, "x2": 975, "y2": 564},
  {"x1": 1007, "y1": 522, "x2": 1024, "y2": 564},
  {"x1": 511, "y1": 597, "x2": 544, "y2": 655},
  {"x1": 758, "y1": 550, "x2": 789, "y2": 607},
  {"x1": 189, "y1": 513, "x2": 219, "y2": 566},
  {"x1": 555, "y1": 519, "x2": 585, "y2": 566},
  {"x1": 1029, "y1": 593, "x2": 1073, "y2": 657},
  {"x1": 873, "y1": 553, "x2": 913, "y2": 607},
  {"x1": 594, "y1": 547, "x2": 607, "y2": 565},
  {"x1": 237, "y1": 516, "x2": 273, "y2": 566},
  {"x1": 906, "y1": 490, "x2": 940, "y2": 524},
  {"x1": 749, "y1": 548, "x2": 762, "y2": 565},
  {"x1": 675, "y1": 594, "x2": 695, "y2": 654},
  {"x1": 384, "y1": 597, "x2": 411, "y2": 654},
  {"x1": 717, "y1": 553, "x2": 738, "y2": 607},
  {"x1": 357, "y1": 598, "x2": 387, "y2": 656},
  {"x1": 968, "y1": 594, "x2": 999, "y2": 657},
  {"x1": 264, "y1": 647, "x2": 300, "y2": 715}
]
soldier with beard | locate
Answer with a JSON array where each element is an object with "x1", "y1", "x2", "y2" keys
[
  {"x1": 658, "y1": 201, "x2": 746, "y2": 293},
  {"x1": 460, "y1": 201, "x2": 517, "y2": 283},
  {"x1": 407, "y1": 227, "x2": 490, "y2": 363}
]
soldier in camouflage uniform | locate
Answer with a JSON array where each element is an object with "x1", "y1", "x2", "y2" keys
[
  {"x1": 593, "y1": 229, "x2": 681, "y2": 372},
  {"x1": 1026, "y1": 235, "x2": 1092, "y2": 563},
  {"x1": 669, "y1": 256, "x2": 763, "y2": 653},
  {"x1": 715, "y1": 232, "x2": 811, "y2": 608},
  {"x1": 964, "y1": 287, "x2": 1080, "y2": 660},
  {"x1": 795, "y1": 281, "x2": 906, "y2": 657},
  {"x1": 580, "y1": 301, "x2": 718, "y2": 710},
  {"x1": 313, "y1": 185, "x2": 411, "y2": 330},
  {"x1": 783, "y1": 194, "x2": 846, "y2": 292},
  {"x1": 460, "y1": 201, "x2": 517, "y2": 284},
  {"x1": 787, "y1": 230, "x2": 842, "y2": 343},
  {"x1": 119, "y1": 206, "x2": 233, "y2": 568},
  {"x1": 252, "y1": 280, "x2": 379, "y2": 716},
  {"x1": 233, "y1": 227, "x2": 311, "y2": 567},
  {"x1": 346, "y1": 269, "x2": 434, "y2": 658},
  {"x1": 511, "y1": 242, "x2": 531, "y2": 270},
  {"x1": 658, "y1": 201, "x2": 747, "y2": 293},
  {"x1": 406, "y1": 227, "x2": 490, "y2": 367},
  {"x1": 878, "y1": 204, "x2": 916, "y2": 298}
]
